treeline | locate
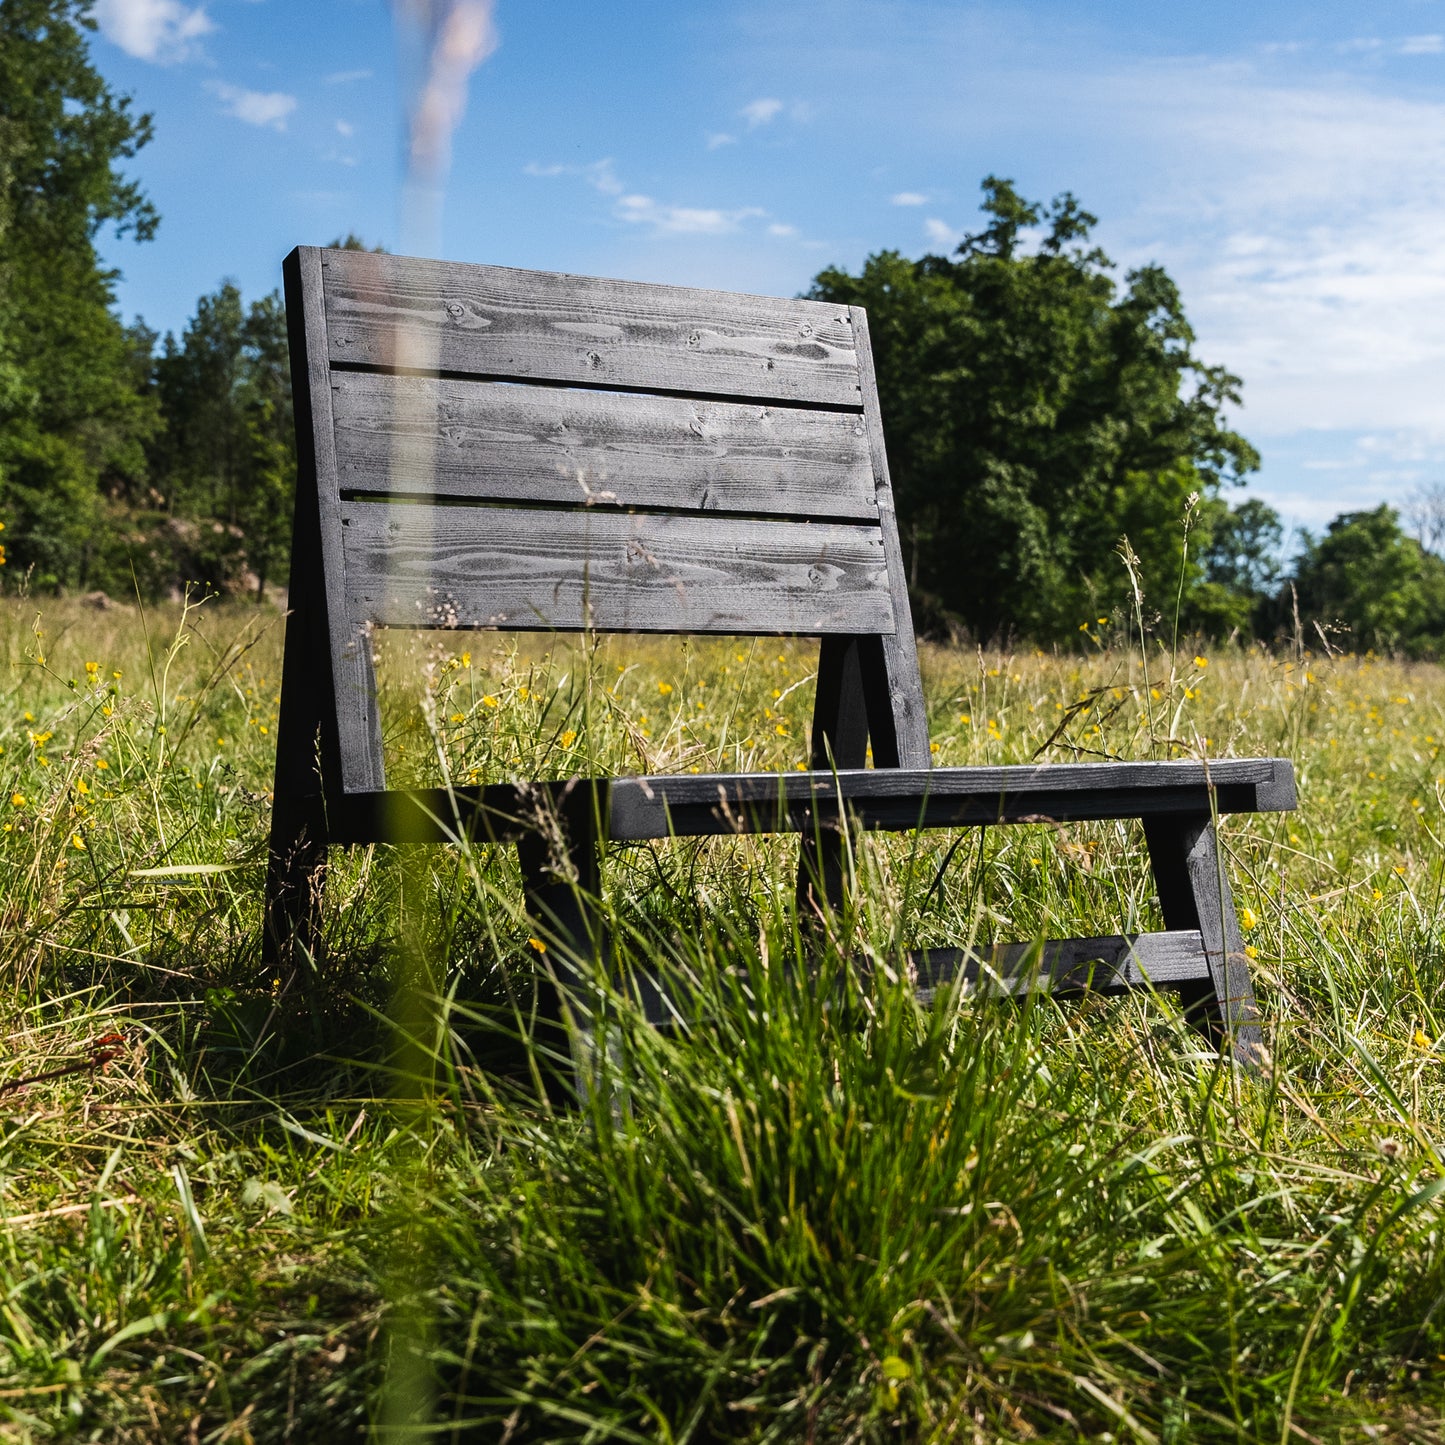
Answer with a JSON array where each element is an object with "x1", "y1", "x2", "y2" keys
[
  {"x1": 812, "y1": 178, "x2": 1445, "y2": 656},
  {"x1": 4, "y1": 4, "x2": 1445, "y2": 655}
]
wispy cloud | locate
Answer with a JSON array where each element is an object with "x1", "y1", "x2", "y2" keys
[
  {"x1": 206, "y1": 81, "x2": 298, "y2": 131},
  {"x1": 923, "y1": 217, "x2": 962, "y2": 249},
  {"x1": 526, "y1": 156, "x2": 774, "y2": 238},
  {"x1": 616, "y1": 195, "x2": 766, "y2": 235},
  {"x1": 325, "y1": 68, "x2": 374, "y2": 84},
  {"x1": 706, "y1": 132, "x2": 737, "y2": 150},
  {"x1": 741, "y1": 97, "x2": 784, "y2": 127},
  {"x1": 93, "y1": 0, "x2": 213, "y2": 63},
  {"x1": 891, "y1": 191, "x2": 929, "y2": 206},
  {"x1": 336, "y1": 120, "x2": 355, "y2": 137},
  {"x1": 1336, "y1": 33, "x2": 1444, "y2": 56}
]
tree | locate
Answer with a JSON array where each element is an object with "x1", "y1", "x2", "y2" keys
[
  {"x1": 148, "y1": 284, "x2": 294, "y2": 600},
  {"x1": 809, "y1": 178, "x2": 1259, "y2": 640},
  {"x1": 0, "y1": 0, "x2": 159, "y2": 588},
  {"x1": 1287, "y1": 505, "x2": 1445, "y2": 655}
]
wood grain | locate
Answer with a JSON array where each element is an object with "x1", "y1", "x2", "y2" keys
[
  {"x1": 330, "y1": 370, "x2": 879, "y2": 519},
  {"x1": 321, "y1": 759, "x2": 1295, "y2": 846},
  {"x1": 851, "y1": 306, "x2": 932, "y2": 767},
  {"x1": 320, "y1": 249, "x2": 863, "y2": 407},
  {"x1": 339, "y1": 501, "x2": 895, "y2": 635},
  {"x1": 603, "y1": 758, "x2": 1296, "y2": 839},
  {"x1": 909, "y1": 930, "x2": 1210, "y2": 1003}
]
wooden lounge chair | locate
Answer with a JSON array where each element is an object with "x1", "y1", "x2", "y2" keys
[{"x1": 263, "y1": 245, "x2": 1295, "y2": 1066}]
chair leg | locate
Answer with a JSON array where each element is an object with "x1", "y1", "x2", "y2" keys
[
  {"x1": 517, "y1": 826, "x2": 604, "y2": 1102},
  {"x1": 799, "y1": 635, "x2": 872, "y2": 925},
  {"x1": 1143, "y1": 814, "x2": 1265, "y2": 1067},
  {"x1": 262, "y1": 792, "x2": 327, "y2": 977}
]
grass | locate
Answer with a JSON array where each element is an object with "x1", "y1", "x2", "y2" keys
[{"x1": 0, "y1": 592, "x2": 1443, "y2": 1440}]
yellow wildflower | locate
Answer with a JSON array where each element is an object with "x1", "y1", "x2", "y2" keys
[
  {"x1": 1240, "y1": 907, "x2": 1257, "y2": 932},
  {"x1": 9, "y1": 793, "x2": 24, "y2": 808},
  {"x1": 561, "y1": 730, "x2": 577, "y2": 747},
  {"x1": 1193, "y1": 655, "x2": 1208, "y2": 668},
  {"x1": 528, "y1": 937, "x2": 546, "y2": 953},
  {"x1": 482, "y1": 695, "x2": 499, "y2": 708},
  {"x1": 658, "y1": 682, "x2": 673, "y2": 695},
  {"x1": 71, "y1": 834, "x2": 85, "y2": 851},
  {"x1": 1414, "y1": 1029, "x2": 1433, "y2": 1049}
]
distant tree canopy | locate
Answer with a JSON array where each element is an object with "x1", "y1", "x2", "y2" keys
[
  {"x1": 809, "y1": 178, "x2": 1260, "y2": 641},
  {"x1": 0, "y1": 13, "x2": 1438, "y2": 660},
  {"x1": 1287, "y1": 506, "x2": 1445, "y2": 656},
  {"x1": 0, "y1": 0, "x2": 160, "y2": 589}
]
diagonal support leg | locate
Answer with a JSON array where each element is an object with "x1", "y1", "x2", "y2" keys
[
  {"x1": 799, "y1": 635, "x2": 876, "y2": 922},
  {"x1": 1143, "y1": 814, "x2": 1265, "y2": 1068},
  {"x1": 517, "y1": 816, "x2": 605, "y2": 1102}
]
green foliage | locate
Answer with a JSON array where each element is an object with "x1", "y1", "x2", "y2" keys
[
  {"x1": 810, "y1": 177, "x2": 1260, "y2": 641},
  {"x1": 145, "y1": 283, "x2": 295, "y2": 599},
  {"x1": 0, "y1": 0, "x2": 159, "y2": 590},
  {"x1": 1288, "y1": 505, "x2": 1445, "y2": 656},
  {"x1": 1, "y1": 603, "x2": 1445, "y2": 1436}
]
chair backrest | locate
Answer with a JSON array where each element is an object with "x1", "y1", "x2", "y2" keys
[{"x1": 282, "y1": 246, "x2": 930, "y2": 794}]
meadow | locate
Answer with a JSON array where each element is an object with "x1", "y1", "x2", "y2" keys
[{"x1": 0, "y1": 593, "x2": 1443, "y2": 1441}]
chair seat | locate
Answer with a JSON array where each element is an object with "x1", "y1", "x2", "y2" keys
[{"x1": 324, "y1": 757, "x2": 1296, "y2": 846}]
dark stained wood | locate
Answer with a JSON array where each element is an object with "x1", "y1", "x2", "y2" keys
[
  {"x1": 850, "y1": 308, "x2": 932, "y2": 768},
  {"x1": 909, "y1": 930, "x2": 1210, "y2": 1004},
  {"x1": 602, "y1": 758, "x2": 1296, "y2": 841},
  {"x1": 321, "y1": 759, "x2": 1296, "y2": 847},
  {"x1": 339, "y1": 501, "x2": 895, "y2": 636},
  {"x1": 320, "y1": 249, "x2": 864, "y2": 407},
  {"x1": 266, "y1": 246, "x2": 1296, "y2": 1075},
  {"x1": 330, "y1": 372, "x2": 879, "y2": 520},
  {"x1": 1144, "y1": 816, "x2": 1265, "y2": 1066}
]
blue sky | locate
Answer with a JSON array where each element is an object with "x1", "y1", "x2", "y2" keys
[{"x1": 88, "y1": 0, "x2": 1445, "y2": 540}]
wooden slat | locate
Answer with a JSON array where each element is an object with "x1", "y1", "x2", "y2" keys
[
  {"x1": 909, "y1": 932, "x2": 1210, "y2": 1003},
  {"x1": 322, "y1": 759, "x2": 1296, "y2": 845},
  {"x1": 320, "y1": 250, "x2": 863, "y2": 407},
  {"x1": 340, "y1": 501, "x2": 894, "y2": 635},
  {"x1": 330, "y1": 371, "x2": 879, "y2": 519},
  {"x1": 603, "y1": 758, "x2": 1297, "y2": 839}
]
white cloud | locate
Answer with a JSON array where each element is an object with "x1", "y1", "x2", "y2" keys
[
  {"x1": 93, "y1": 0, "x2": 213, "y2": 63},
  {"x1": 706, "y1": 132, "x2": 738, "y2": 149},
  {"x1": 616, "y1": 194, "x2": 765, "y2": 235},
  {"x1": 207, "y1": 81, "x2": 298, "y2": 131},
  {"x1": 923, "y1": 217, "x2": 962, "y2": 249},
  {"x1": 336, "y1": 120, "x2": 355, "y2": 137},
  {"x1": 525, "y1": 158, "x2": 627, "y2": 196},
  {"x1": 526, "y1": 155, "x2": 772, "y2": 238},
  {"x1": 741, "y1": 97, "x2": 784, "y2": 128},
  {"x1": 1401, "y1": 34, "x2": 1445, "y2": 55},
  {"x1": 325, "y1": 69, "x2": 374, "y2": 84},
  {"x1": 891, "y1": 191, "x2": 928, "y2": 206},
  {"x1": 768, "y1": 222, "x2": 798, "y2": 237},
  {"x1": 1082, "y1": 67, "x2": 1445, "y2": 443}
]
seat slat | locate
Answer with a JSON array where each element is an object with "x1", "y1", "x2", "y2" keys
[
  {"x1": 321, "y1": 250, "x2": 863, "y2": 407},
  {"x1": 340, "y1": 501, "x2": 894, "y2": 635},
  {"x1": 909, "y1": 931, "x2": 1210, "y2": 1002},
  {"x1": 605, "y1": 759, "x2": 1295, "y2": 835},
  {"x1": 331, "y1": 371, "x2": 879, "y2": 519},
  {"x1": 323, "y1": 759, "x2": 1296, "y2": 839}
]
